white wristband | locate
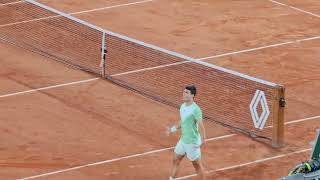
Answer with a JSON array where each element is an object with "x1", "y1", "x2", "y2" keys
[{"x1": 170, "y1": 126, "x2": 177, "y2": 133}]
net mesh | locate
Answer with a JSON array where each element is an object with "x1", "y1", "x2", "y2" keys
[
  {"x1": 0, "y1": 0, "x2": 283, "y2": 144},
  {"x1": 0, "y1": 2, "x2": 102, "y2": 73},
  {"x1": 107, "y1": 53, "x2": 276, "y2": 139},
  {"x1": 0, "y1": 0, "x2": 21, "y2": 4}
]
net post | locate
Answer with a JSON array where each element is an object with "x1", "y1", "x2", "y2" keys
[
  {"x1": 272, "y1": 85, "x2": 285, "y2": 148},
  {"x1": 100, "y1": 32, "x2": 107, "y2": 77}
]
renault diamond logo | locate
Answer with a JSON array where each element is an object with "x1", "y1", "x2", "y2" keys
[{"x1": 250, "y1": 90, "x2": 270, "y2": 129}]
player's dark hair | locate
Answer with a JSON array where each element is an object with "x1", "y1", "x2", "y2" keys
[{"x1": 185, "y1": 85, "x2": 197, "y2": 97}]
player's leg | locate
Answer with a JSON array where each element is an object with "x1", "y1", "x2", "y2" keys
[
  {"x1": 185, "y1": 141, "x2": 204, "y2": 179},
  {"x1": 169, "y1": 153, "x2": 185, "y2": 179},
  {"x1": 192, "y1": 158, "x2": 205, "y2": 180},
  {"x1": 169, "y1": 139, "x2": 186, "y2": 179}
]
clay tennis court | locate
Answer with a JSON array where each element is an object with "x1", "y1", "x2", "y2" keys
[{"x1": 1, "y1": 0, "x2": 320, "y2": 179}]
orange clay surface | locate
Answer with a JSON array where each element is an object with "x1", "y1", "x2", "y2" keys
[{"x1": 1, "y1": 0, "x2": 320, "y2": 179}]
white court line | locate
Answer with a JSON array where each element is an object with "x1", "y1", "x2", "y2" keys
[
  {"x1": 0, "y1": 77, "x2": 99, "y2": 98},
  {"x1": 70, "y1": 0, "x2": 153, "y2": 15},
  {"x1": 2, "y1": 0, "x2": 318, "y2": 178},
  {"x1": 198, "y1": 35, "x2": 320, "y2": 61},
  {"x1": 111, "y1": 61, "x2": 189, "y2": 77},
  {"x1": 0, "y1": 15, "x2": 60, "y2": 28},
  {"x1": 269, "y1": 0, "x2": 320, "y2": 18},
  {"x1": 0, "y1": 0, "x2": 153, "y2": 28},
  {"x1": 1, "y1": 0, "x2": 319, "y2": 77},
  {"x1": 18, "y1": 115, "x2": 320, "y2": 180},
  {"x1": 176, "y1": 148, "x2": 312, "y2": 179},
  {"x1": 0, "y1": 0, "x2": 24, "y2": 6},
  {"x1": 263, "y1": 115, "x2": 320, "y2": 129},
  {"x1": 175, "y1": 117, "x2": 320, "y2": 179},
  {"x1": 285, "y1": 115, "x2": 320, "y2": 125},
  {"x1": 17, "y1": 134, "x2": 236, "y2": 180}
]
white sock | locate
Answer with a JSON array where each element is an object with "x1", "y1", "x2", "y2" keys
[{"x1": 169, "y1": 177, "x2": 175, "y2": 180}]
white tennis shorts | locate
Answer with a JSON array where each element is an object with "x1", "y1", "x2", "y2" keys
[{"x1": 174, "y1": 137, "x2": 201, "y2": 161}]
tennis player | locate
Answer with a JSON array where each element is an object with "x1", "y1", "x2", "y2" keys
[{"x1": 167, "y1": 85, "x2": 206, "y2": 180}]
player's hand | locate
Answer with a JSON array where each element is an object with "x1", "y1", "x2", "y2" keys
[
  {"x1": 166, "y1": 127, "x2": 171, "y2": 136},
  {"x1": 202, "y1": 139, "x2": 206, "y2": 146}
]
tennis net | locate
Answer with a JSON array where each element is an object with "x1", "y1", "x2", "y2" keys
[{"x1": 0, "y1": 0, "x2": 285, "y2": 147}]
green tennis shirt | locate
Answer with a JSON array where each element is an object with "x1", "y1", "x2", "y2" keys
[{"x1": 180, "y1": 102, "x2": 203, "y2": 144}]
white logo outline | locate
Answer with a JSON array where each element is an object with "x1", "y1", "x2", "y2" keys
[{"x1": 250, "y1": 90, "x2": 270, "y2": 129}]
